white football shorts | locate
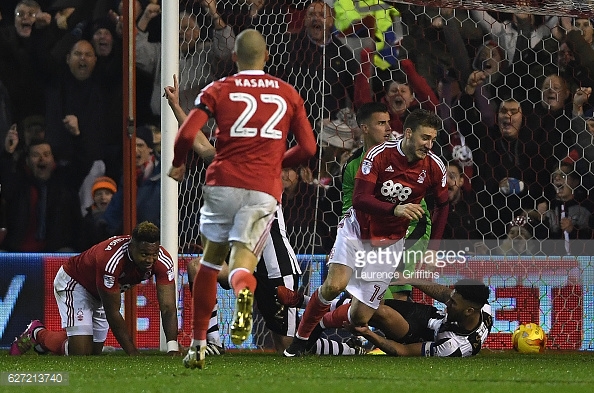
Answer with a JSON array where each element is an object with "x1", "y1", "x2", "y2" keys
[
  {"x1": 200, "y1": 185, "x2": 278, "y2": 259},
  {"x1": 54, "y1": 266, "x2": 109, "y2": 342},
  {"x1": 329, "y1": 208, "x2": 404, "y2": 309}
]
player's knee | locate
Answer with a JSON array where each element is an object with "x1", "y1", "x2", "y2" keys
[
  {"x1": 349, "y1": 308, "x2": 372, "y2": 326},
  {"x1": 320, "y1": 281, "x2": 345, "y2": 299},
  {"x1": 371, "y1": 305, "x2": 389, "y2": 324},
  {"x1": 369, "y1": 305, "x2": 394, "y2": 332},
  {"x1": 67, "y1": 336, "x2": 94, "y2": 356},
  {"x1": 321, "y1": 269, "x2": 349, "y2": 298}
]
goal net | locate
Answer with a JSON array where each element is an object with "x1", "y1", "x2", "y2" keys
[
  {"x1": 388, "y1": 1, "x2": 594, "y2": 17},
  {"x1": 169, "y1": 0, "x2": 594, "y2": 351}
]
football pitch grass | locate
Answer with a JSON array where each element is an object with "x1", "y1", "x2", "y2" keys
[{"x1": 2, "y1": 350, "x2": 594, "y2": 393}]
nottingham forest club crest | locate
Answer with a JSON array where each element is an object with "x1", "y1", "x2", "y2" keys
[{"x1": 417, "y1": 170, "x2": 426, "y2": 184}]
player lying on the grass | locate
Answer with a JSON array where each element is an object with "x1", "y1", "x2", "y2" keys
[
  {"x1": 356, "y1": 278, "x2": 492, "y2": 357},
  {"x1": 10, "y1": 222, "x2": 180, "y2": 356},
  {"x1": 277, "y1": 278, "x2": 492, "y2": 357}
]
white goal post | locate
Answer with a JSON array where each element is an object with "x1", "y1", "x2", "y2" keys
[{"x1": 159, "y1": 1, "x2": 180, "y2": 353}]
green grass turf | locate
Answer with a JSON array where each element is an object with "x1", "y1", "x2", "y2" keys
[{"x1": 1, "y1": 350, "x2": 594, "y2": 393}]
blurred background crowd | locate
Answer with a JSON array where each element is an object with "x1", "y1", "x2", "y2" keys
[{"x1": 1, "y1": 0, "x2": 593, "y2": 257}]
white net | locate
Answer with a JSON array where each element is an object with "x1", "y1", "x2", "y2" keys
[
  {"x1": 389, "y1": 1, "x2": 594, "y2": 17},
  {"x1": 169, "y1": 0, "x2": 594, "y2": 350}
]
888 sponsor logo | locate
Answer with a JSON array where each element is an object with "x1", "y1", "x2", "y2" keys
[{"x1": 381, "y1": 180, "x2": 411, "y2": 202}]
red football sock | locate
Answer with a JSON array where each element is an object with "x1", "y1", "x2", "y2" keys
[
  {"x1": 36, "y1": 329, "x2": 67, "y2": 355},
  {"x1": 321, "y1": 303, "x2": 351, "y2": 329},
  {"x1": 296, "y1": 289, "x2": 331, "y2": 339},
  {"x1": 192, "y1": 264, "x2": 220, "y2": 341},
  {"x1": 229, "y1": 268, "x2": 257, "y2": 297}
]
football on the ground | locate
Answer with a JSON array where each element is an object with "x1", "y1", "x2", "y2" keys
[{"x1": 512, "y1": 323, "x2": 547, "y2": 353}]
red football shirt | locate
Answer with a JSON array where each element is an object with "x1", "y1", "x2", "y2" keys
[
  {"x1": 197, "y1": 70, "x2": 315, "y2": 201},
  {"x1": 354, "y1": 139, "x2": 448, "y2": 243},
  {"x1": 63, "y1": 236, "x2": 175, "y2": 300}
]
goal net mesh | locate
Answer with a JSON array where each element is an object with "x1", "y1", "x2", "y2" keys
[
  {"x1": 172, "y1": 0, "x2": 594, "y2": 351},
  {"x1": 390, "y1": 1, "x2": 594, "y2": 17}
]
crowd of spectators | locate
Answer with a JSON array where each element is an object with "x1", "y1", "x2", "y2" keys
[{"x1": 1, "y1": 0, "x2": 593, "y2": 256}]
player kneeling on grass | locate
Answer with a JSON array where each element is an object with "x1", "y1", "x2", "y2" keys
[{"x1": 9, "y1": 222, "x2": 180, "y2": 356}]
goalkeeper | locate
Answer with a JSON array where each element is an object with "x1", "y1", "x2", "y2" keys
[{"x1": 341, "y1": 102, "x2": 431, "y2": 301}]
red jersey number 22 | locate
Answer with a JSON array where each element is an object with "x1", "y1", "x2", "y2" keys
[{"x1": 229, "y1": 92, "x2": 287, "y2": 139}]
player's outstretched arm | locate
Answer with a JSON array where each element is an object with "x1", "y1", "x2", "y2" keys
[
  {"x1": 406, "y1": 278, "x2": 451, "y2": 304},
  {"x1": 353, "y1": 178, "x2": 423, "y2": 217},
  {"x1": 393, "y1": 203, "x2": 425, "y2": 221},
  {"x1": 168, "y1": 163, "x2": 186, "y2": 182},
  {"x1": 348, "y1": 324, "x2": 423, "y2": 356},
  {"x1": 164, "y1": 75, "x2": 216, "y2": 165},
  {"x1": 156, "y1": 283, "x2": 181, "y2": 355},
  {"x1": 99, "y1": 289, "x2": 140, "y2": 355},
  {"x1": 169, "y1": 108, "x2": 210, "y2": 181},
  {"x1": 164, "y1": 75, "x2": 187, "y2": 125},
  {"x1": 192, "y1": 131, "x2": 215, "y2": 163}
]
